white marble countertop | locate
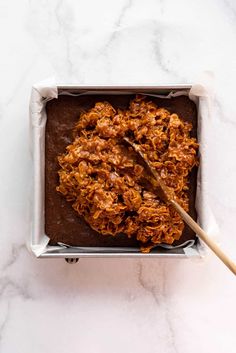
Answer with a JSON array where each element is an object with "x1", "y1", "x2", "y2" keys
[{"x1": 1, "y1": 0, "x2": 236, "y2": 352}]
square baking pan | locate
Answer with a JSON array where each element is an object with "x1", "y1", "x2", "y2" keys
[{"x1": 29, "y1": 84, "x2": 206, "y2": 261}]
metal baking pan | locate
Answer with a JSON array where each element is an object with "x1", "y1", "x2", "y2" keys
[{"x1": 30, "y1": 84, "x2": 205, "y2": 261}]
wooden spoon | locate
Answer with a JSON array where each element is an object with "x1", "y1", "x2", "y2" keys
[{"x1": 124, "y1": 137, "x2": 236, "y2": 276}]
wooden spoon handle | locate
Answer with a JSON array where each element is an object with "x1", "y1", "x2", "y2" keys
[
  {"x1": 171, "y1": 200, "x2": 236, "y2": 275},
  {"x1": 123, "y1": 137, "x2": 236, "y2": 275}
]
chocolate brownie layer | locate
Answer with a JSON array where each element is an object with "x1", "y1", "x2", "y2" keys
[{"x1": 45, "y1": 93, "x2": 198, "y2": 248}]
